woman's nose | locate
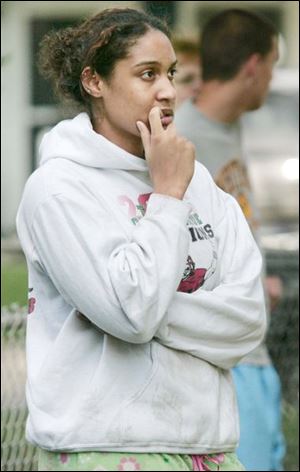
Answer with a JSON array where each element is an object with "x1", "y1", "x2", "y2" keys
[{"x1": 156, "y1": 77, "x2": 177, "y2": 103}]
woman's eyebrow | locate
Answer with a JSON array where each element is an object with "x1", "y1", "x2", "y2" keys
[{"x1": 133, "y1": 60, "x2": 178, "y2": 69}]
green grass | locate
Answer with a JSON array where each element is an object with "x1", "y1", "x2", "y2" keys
[{"x1": 1, "y1": 262, "x2": 28, "y2": 307}]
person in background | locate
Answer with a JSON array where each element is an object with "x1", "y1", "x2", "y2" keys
[
  {"x1": 16, "y1": 7, "x2": 266, "y2": 472},
  {"x1": 175, "y1": 9, "x2": 285, "y2": 472},
  {"x1": 173, "y1": 38, "x2": 202, "y2": 108}
]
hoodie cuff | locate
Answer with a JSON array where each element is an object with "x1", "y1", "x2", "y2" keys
[{"x1": 146, "y1": 193, "x2": 192, "y2": 221}]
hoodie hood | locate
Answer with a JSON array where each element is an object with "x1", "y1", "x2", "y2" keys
[{"x1": 39, "y1": 112, "x2": 148, "y2": 172}]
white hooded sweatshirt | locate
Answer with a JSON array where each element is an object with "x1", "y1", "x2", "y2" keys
[{"x1": 17, "y1": 112, "x2": 266, "y2": 454}]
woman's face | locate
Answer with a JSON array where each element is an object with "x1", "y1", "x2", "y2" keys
[{"x1": 95, "y1": 29, "x2": 177, "y2": 156}]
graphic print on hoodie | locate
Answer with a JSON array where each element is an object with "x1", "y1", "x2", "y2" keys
[{"x1": 118, "y1": 192, "x2": 217, "y2": 293}]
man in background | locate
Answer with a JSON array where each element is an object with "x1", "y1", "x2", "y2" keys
[
  {"x1": 173, "y1": 38, "x2": 202, "y2": 108},
  {"x1": 175, "y1": 9, "x2": 285, "y2": 471}
]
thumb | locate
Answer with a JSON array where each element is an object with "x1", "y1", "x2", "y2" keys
[{"x1": 136, "y1": 121, "x2": 151, "y2": 156}]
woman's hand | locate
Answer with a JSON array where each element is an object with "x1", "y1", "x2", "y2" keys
[{"x1": 137, "y1": 107, "x2": 195, "y2": 200}]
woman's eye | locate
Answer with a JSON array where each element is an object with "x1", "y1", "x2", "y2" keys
[
  {"x1": 141, "y1": 68, "x2": 177, "y2": 81},
  {"x1": 168, "y1": 68, "x2": 178, "y2": 81},
  {"x1": 142, "y1": 70, "x2": 155, "y2": 80}
]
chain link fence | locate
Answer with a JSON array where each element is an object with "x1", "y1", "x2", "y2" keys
[
  {"x1": 265, "y1": 250, "x2": 299, "y2": 408},
  {"x1": 1, "y1": 308, "x2": 37, "y2": 471},
  {"x1": 1, "y1": 250, "x2": 299, "y2": 471}
]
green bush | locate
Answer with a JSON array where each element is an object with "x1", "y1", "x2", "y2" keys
[
  {"x1": 283, "y1": 402, "x2": 299, "y2": 471},
  {"x1": 1, "y1": 263, "x2": 28, "y2": 307}
]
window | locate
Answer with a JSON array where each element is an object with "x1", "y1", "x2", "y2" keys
[
  {"x1": 242, "y1": 70, "x2": 299, "y2": 229},
  {"x1": 30, "y1": 17, "x2": 80, "y2": 170},
  {"x1": 31, "y1": 18, "x2": 79, "y2": 105}
]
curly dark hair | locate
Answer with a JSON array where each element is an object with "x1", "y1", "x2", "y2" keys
[{"x1": 38, "y1": 8, "x2": 170, "y2": 108}]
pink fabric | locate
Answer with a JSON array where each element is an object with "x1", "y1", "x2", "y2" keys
[{"x1": 191, "y1": 453, "x2": 225, "y2": 471}]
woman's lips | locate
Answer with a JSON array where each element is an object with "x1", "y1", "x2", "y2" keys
[{"x1": 161, "y1": 115, "x2": 174, "y2": 127}]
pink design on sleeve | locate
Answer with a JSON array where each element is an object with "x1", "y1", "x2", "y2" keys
[
  {"x1": 118, "y1": 196, "x2": 137, "y2": 218},
  {"x1": 137, "y1": 192, "x2": 152, "y2": 210}
]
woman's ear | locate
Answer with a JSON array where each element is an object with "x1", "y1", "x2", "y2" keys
[{"x1": 81, "y1": 66, "x2": 103, "y2": 98}]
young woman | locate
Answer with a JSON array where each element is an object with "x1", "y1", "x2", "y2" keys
[{"x1": 17, "y1": 8, "x2": 266, "y2": 472}]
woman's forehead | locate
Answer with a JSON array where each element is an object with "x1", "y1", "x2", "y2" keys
[{"x1": 127, "y1": 29, "x2": 176, "y2": 66}]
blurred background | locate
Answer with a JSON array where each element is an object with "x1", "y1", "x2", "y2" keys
[{"x1": 1, "y1": 1, "x2": 299, "y2": 471}]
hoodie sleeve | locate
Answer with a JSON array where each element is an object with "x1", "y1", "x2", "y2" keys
[
  {"x1": 29, "y1": 192, "x2": 191, "y2": 344},
  {"x1": 155, "y1": 194, "x2": 267, "y2": 370}
]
